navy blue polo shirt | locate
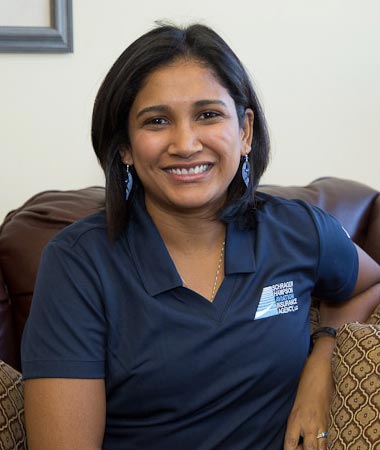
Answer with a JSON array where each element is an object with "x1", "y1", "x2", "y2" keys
[{"x1": 21, "y1": 192, "x2": 358, "y2": 450}]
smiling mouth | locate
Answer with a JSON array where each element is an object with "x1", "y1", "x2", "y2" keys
[{"x1": 165, "y1": 164, "x2": 211, "y2": 175}]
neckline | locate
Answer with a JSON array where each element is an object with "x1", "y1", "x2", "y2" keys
[{"x1": 125, "y1": 196, "x2": 256, "y2": 297}]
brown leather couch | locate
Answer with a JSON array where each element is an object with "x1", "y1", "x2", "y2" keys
[{"x1": 0, "y1": 177, "x2": 379, "y2": 449}]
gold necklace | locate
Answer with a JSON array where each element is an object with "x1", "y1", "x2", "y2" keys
[
  {"x1": 180, "y1": 239, "x2": 226, "y2": 302},
  {"x1": 210, "y1": 240, "x2": 225, "y2": 301}
]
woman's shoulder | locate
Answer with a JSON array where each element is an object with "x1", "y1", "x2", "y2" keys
[
  {"x1": 254, "y1": 190, "x2": 340, "y2": 234},
  {"x1": 255, "y1": 191, "x2": 349, "y2": 242},
  {"x1": 48, "y1": 211, "x2": 109, "y2": 251},
  {"x1": 229, "y1": 191, "x2": 322, "y2": 231},
  {"x1": 255, "y1": 191, "x2": 319, "y2": 217}
]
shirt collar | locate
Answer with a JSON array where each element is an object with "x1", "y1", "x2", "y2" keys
[
  {"x1": 225, "y1": 221, "x2": 256, "y2": 275},
  {"x1": 126, "y1": 194, "x2": 256, "y2": 296}
]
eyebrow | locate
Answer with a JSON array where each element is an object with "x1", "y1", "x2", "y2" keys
[
  {"x1": 194, "y1": 100, "x2": 227, "y2": 108},
  {"x1": 136, "y1": 100, "x2": 228, "y2": 119},
  {"x1": 136, "y1": 105, "x2": 168, "y2": 119}
]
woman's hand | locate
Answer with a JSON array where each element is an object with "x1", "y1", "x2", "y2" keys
[{"x1": 284, "y1": 337, "x2": 334, "y2": 450}]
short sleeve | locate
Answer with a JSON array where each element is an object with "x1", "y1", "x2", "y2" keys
[
  {"x1": 309, "y1": 205, "x2": 358, "y2": 302},
  {"x1": 21, "y1": 240, "x2": 106, "y2": 379}
]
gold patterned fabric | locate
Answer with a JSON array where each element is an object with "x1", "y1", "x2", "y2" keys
[
  {"x1": 329, "y1": 322, "x2": 380, "y2": 450},
  {"x1": 368, "y1": 304, "x2": 380, "y2": 326},
  {"x1": 0, "y1": 361, "x2": 26, "y2": 450}
]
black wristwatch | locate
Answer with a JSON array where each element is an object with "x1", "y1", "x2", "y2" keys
[{"x1": 310, "y1": 326, "x2": 337, "y2": 351}]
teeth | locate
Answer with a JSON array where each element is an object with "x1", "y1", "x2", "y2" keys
[{"x1": 168, "y1": 164, "x2": 209, "y2": 175}]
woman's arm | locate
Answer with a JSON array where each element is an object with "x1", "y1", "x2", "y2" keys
[
  {"x1": 319, "y1": 245, "x2": 380, "y2": 325},
  {"x1": 24, "y1": 378, "x2": 106, "y2": 450},
  {"x1": 284, "y1": 245, "x2": 380, "y2": 450}
]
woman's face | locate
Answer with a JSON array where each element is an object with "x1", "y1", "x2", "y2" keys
[{"x1": 121, "y1": 58, "x2": 253, "y2": 218}]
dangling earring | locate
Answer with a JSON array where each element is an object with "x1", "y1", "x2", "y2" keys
[
  {"x1": 124, "y1": 164, "x2": 133, "y2": 200},
  {"x1": 242, "y1": 154, "x2": 250, "y2": 188}
]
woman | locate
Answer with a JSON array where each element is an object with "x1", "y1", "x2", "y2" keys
[{"x1": 21, "y1": 24, "x2": 380, "y2": 450}]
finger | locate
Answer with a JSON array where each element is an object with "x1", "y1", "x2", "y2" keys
[
  {"x1": 302, "y1": 430, "x2": 318, "y2": 450},
  {"x1": 283, "y1": 436, "x2": 300, "y2": 450},
  {"x1": 316, "y1": 432, "x2": 328, "y2": 450},
  {"x1": 283, "y1": 430, "x2": 302, "y2": 450},
  {"x1": 302, "y1": 430, "x2": 329, "y2": 450},
  {"x1": 284, "y1": 411, "x2": 303, "y2": 450}
]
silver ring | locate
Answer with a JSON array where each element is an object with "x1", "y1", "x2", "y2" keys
[{"x1": 316, "y1": 431, "x2": 328, "y2": 439}]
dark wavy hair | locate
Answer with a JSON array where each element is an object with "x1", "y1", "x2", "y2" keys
[{"x1": 92, "y1": 23, "x2": 270, "y2": 238}]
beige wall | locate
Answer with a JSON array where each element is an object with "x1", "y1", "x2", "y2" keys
[{"x1": 1, "y1": 0, "x2": 379, "y2": 222}]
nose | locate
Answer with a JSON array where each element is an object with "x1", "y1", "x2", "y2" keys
[{"x1": 168, "y1": 123, "x2": 203, "y2": 157}]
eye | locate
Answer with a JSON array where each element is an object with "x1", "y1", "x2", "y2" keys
[
  {"x1": 144, "y1": 117, "x2": 169, "y2": 127},
  {"x1": 198, "y1": 111, "x2": 222, "y2": 121}
]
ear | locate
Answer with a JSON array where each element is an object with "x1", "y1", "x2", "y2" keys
[
  {"x1": 240, "y1": 108, "x2": 254, "y2": 156},
  {"x1": 119, "y1": 145, "x2": 134, "y2": 165}
]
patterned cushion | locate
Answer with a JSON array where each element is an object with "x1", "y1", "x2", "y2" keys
[
  {"x1": 329, "y1": 322, "x2": 380, "y2": 450},
  {"x1": 0, "y1": 361, "x2": 26, "y2": 450},
  {"x1": 367, "y1": 304, "x2": 380, "y2": 326}
]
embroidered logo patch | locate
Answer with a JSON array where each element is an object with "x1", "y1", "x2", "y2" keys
[{"x1": 254, "y1": 280, "x2": 298, "y2": 320}]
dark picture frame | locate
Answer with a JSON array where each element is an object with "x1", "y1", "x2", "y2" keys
[{"x1": 0, "y1": 0, "x2": 73, "y2": 53}]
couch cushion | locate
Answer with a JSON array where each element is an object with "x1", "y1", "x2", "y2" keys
[{"x1": 329, "y1": 322, "x2": 380, "y2": 449}]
